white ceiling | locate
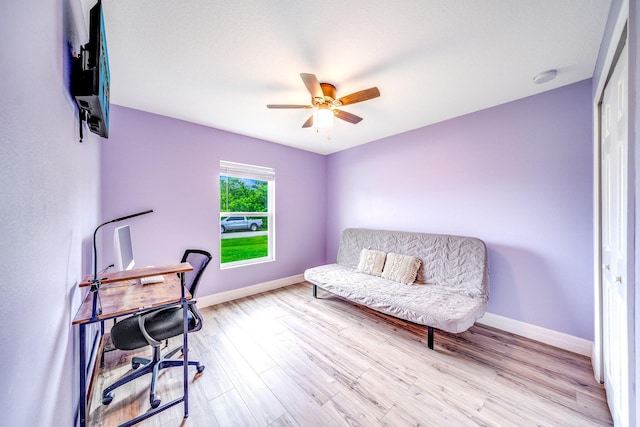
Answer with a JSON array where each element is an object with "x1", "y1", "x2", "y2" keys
[{"x1": 98, "y1": 0, "x2": 611, "y2": 155}]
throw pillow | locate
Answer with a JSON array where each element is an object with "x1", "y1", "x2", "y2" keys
[
  {"x1": 381, "y1": 253, "x2": 421, "y2": 284},
  {"x1": 356, "y1": 249, "x2": 387, "y2": 277}
]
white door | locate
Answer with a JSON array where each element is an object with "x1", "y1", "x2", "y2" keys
[{"x1": 600, "y1": 43, "x2": 630, "y2": 427}]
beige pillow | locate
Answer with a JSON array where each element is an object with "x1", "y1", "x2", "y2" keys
[
  {"x1": 381, "y1": 253, "x2": 421, "y2": 284},
  {"x1": 356, "y1": 249, "x2": 387, "y2": 277}
]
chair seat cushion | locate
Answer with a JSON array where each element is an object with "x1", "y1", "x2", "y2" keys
[{"x1": 111, "y1": 307, "x2": 196, "y2": 351}]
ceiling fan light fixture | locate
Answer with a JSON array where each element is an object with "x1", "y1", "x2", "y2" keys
[
  {"x1": 267, "y1": 73, "x2": 380, "y2": 129},
  {"x1": 316, "y1": 107, "x2": 334, "y2": 128}
]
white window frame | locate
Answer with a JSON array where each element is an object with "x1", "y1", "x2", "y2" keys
[{"x1": 219, "y1": 161, "x2": 275, "y2": 269}]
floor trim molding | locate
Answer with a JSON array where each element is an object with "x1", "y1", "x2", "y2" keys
[
  {"x1": 198, "y1": 278, "x2": 593, "y2": 357},
  {"x1": 197, "y1": 274, "x2": 304, "y2": 307},
  {"x1": 477, "y1": 312, "x2": 593, "y2": 356}
]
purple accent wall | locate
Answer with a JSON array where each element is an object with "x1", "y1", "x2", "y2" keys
[
  {"x1": 100, "y1": 106, "x2": 326, "y2": 296},
  {"x1": 326, "y1": 80, "x2": 594, "y2": 340}
]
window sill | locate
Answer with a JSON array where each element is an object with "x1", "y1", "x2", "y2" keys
[{"x1": 220, "y1": 256, "x2": 275, "y2": 270}]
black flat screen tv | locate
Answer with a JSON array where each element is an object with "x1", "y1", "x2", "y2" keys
[{"x1": 72, "y1": 1, "x2": 110, "y2": 138}]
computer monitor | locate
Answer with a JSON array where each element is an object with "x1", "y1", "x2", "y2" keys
[{"x1": 114, "y1": 225, "x2": 135, "y2": 271}]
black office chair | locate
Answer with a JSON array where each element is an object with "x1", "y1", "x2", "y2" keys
[{"x1": 102, "y1": 249, "x2": 212, "y2": 408}]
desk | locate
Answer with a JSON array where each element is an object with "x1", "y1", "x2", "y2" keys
[{"x1": 73, "y1": 263, "x2": 193, "y2": 427}]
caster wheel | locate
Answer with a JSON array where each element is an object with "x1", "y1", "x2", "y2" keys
[
  {"x1": 131, "y1": 361, "x2": 140, "y2": 369},
  {"x1": 102, "y1": 392, "x2": 114, "y2": 405},
  {"x1": 197, "y1": 365, "x2": 205, "y2": 373},
  {"x1": 151, "y1": 396, "x2": 161, "y2": 408}
]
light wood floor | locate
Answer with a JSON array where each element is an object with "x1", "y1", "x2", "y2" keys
[{"x1": 88, "y1": 282, "x2": 613, "y2": 426}]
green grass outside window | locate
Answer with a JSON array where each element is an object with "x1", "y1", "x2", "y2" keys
[{"x1": 221, "y1": 235, "x2": 268, "y2": 263}]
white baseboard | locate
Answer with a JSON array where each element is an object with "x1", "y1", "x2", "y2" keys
[
  {"x1": 196, "y1": 275, "x2": 593, "y2": 357},
  {"x1": 197, "y1": 274, "x2": 305, "y2": 307},
  {"x1": 477, "y1": 312, "x2": 593, "y2": 357}
]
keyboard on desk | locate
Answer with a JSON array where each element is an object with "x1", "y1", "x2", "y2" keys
[{"x1": 140, "y1": 275, "x2": 165, "y2": 285}]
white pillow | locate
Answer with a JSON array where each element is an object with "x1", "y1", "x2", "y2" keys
[
  {"x1": 381, "y1": 253, "x2": 421, "y2": 284},
  {"x1": 356, "y1": 249, "x2": 387, "y2": 277}
]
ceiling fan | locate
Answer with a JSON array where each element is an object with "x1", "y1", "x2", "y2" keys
[{"x1": 267, "y1": 73, "x2": 380, "y2": 128}]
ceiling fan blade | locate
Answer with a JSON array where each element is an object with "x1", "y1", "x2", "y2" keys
[
  {"x1": 267, "y1": 104, "x2": 313, "y2": 109},
  {"x1": 300, "y1": 73, "x2": 323, "y2": 102},
  {"x1": 334, "y1": 109, "x2": 363, "y2": 124},
  {"x1": 337, "y1": 87, "x2": 380, "y2": 106},
  {"x1": 302, "y1": 114, "x2": 314, "y2": 128}
]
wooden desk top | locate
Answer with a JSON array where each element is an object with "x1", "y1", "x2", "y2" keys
[
  {"x1": 73, "y1": 264, "x2": 194, "y2": 325},
  {"x1": 79, "y1": 263, "x2": 193, "y2": 287}
]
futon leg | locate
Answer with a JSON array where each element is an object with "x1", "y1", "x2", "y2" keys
[
  {"x1": 427, "y1": 326, "x2": 434, "y2": 349},
  {"x1": 312, "y1": 284, "x2": 317, "y2": 298}
]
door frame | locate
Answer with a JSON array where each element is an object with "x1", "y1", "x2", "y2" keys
[
  {"x1": 593, "y1": 0, "x2": 628, "y2": 383},
  {"x1": 592, "y1": 1, "x2": 635, "y2": 425}
]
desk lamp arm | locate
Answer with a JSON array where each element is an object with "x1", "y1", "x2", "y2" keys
[
  {"x1": 89, "y1": 210, "x2": 153, "y2": 318},
  {"x1": 91, "y1": 209, "x2": 154, "y2": 284}
]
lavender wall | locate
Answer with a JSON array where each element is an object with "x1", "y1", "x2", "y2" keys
[
  {"x1": 326, "y1": 80, "x2": 594, "y2": 340},
  {"x1": 0, "y1": 0, "x2": 101, "y2": 425},
  {"x1": 100, "y1": 106, "x2": 326, "y2": 296}
]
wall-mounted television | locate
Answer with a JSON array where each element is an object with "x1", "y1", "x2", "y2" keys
[{"x1": 72, "y1": 1, "x2": 109, "y2": 139}]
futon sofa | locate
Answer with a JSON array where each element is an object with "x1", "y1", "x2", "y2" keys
[{"x1": 304, "y1": 228, "x2": 489, "y2": 349}]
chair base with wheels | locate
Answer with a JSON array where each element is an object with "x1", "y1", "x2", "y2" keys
[{"x1": 102, "y1": 336, "x2": 205, "y2": 407}]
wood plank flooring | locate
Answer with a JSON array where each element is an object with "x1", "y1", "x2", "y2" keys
[{"x1": 88, "y1": 282, "x2": 612, "y2": 426}]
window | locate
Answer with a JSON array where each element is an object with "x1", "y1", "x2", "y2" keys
[{"x1": 219, "y1": 161, "x2": 275, "y2": 268}]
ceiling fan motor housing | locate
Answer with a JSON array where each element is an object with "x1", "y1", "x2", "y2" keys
[{"x1": 315, "y1": 83, "x2": 337, "y2": 105}]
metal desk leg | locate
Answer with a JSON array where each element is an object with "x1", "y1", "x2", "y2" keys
[
  {"x1": 181, "y1": 272, "x2": 189, "y2": 420},
  {"x1": 79, "y1": 323, "x2": 87, "y2": 427},
  {"x1": 182, "y1": 299, "x2": 189, "y2": 419}
]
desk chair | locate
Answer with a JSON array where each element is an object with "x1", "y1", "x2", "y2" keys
[{"x1": 102, "y1": 249, "x2": 212, "y2": 408}]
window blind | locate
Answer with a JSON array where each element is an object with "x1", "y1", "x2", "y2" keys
[{"x1": 220, "y1": 160, "x2": 275, "y2": 181}]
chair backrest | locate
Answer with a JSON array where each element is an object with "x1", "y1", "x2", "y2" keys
[{"x1": 180, "y1": 249, "x2": 212, "y2": 296}]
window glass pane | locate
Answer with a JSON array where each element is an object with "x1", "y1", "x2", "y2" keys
[
  {"x1": 219, "y1": 162, "x2": 274, "y2": 267},
  {"x1": 220, "y1": 176, "x2": 268, "y2": 212},
  {"x1": 220, "y1": 215, "x2": 268, "y2": 264}
]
